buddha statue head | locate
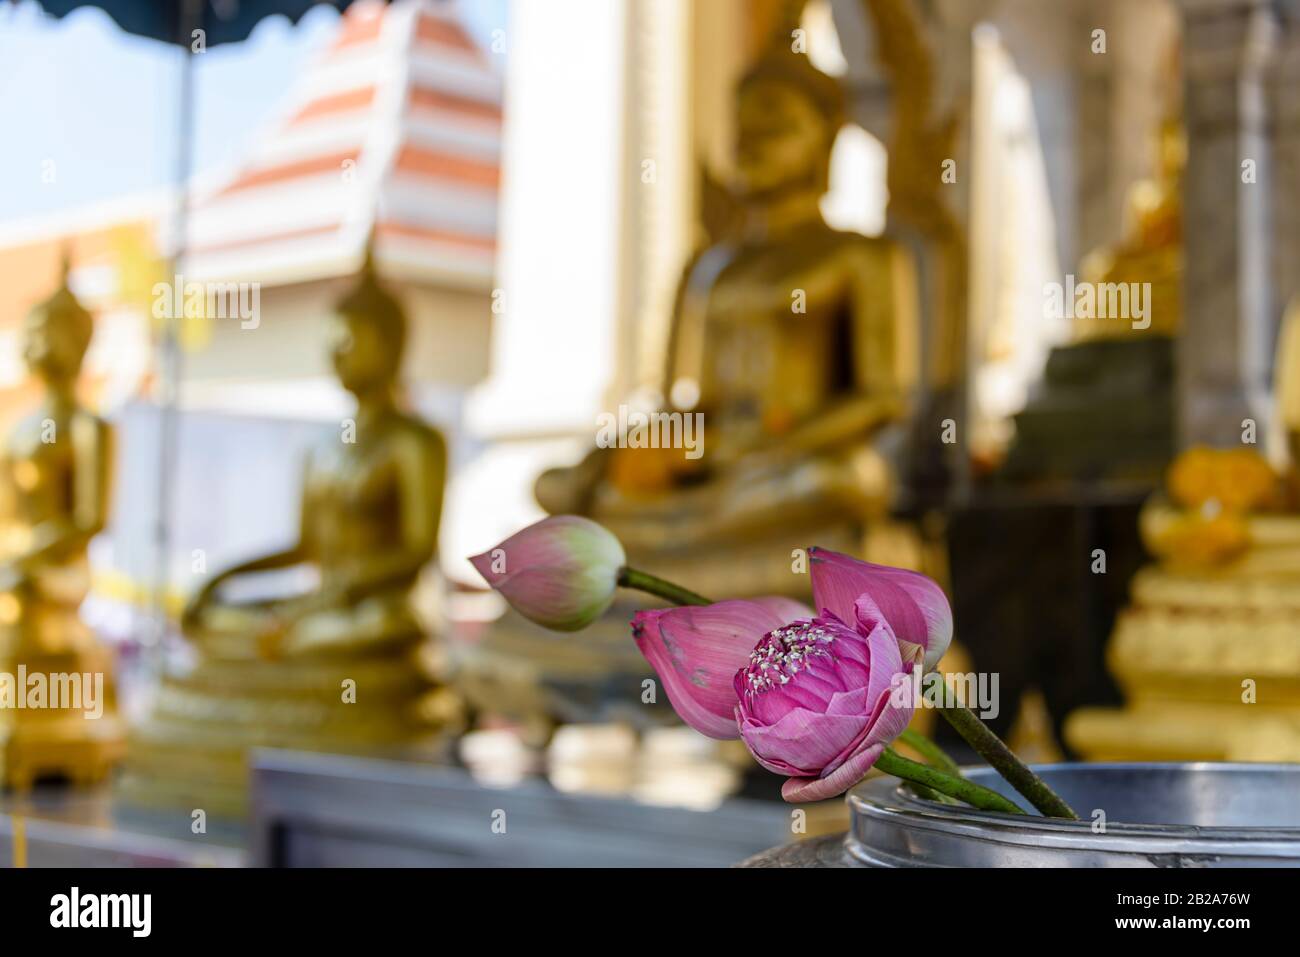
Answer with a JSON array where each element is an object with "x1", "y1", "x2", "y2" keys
[
  {"x1": 734, "y1": 35, "x2": 845, "y2": 200},
  {"x1": 330, "y1": 242, "x2": 407, "y2": 397},
  {"x1": 24, "y1": 252, "x2": 93, "y2": 393}
]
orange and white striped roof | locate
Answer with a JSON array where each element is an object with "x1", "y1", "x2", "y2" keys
[{"x1": 184, "y1": 0, "x2": 501, "y2": 290}]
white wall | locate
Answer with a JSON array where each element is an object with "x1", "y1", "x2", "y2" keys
[
  {"x1": 448, "y1": 0, "x2": 634, "y2": 587},
  {"x1": 465, "y1": 0, "x2": 629, "y2": 439}
]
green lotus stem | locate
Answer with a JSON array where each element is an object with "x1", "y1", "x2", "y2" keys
[
  {"x1": 874, "y1": 749, "x2": 1027, "y2": 815},
  {"x1": 894, "y1": 777, "x2": 962, "y2": 806},
  {"x1": 618, "y1": 566, "x2": 711, "y2": 607},
  {"x1": 900, "y1": 782, "x2": 959, "y2": 805},
  {"x1": 938, "y1": 702, "x2": 1079, "y2": 820},
  {"x1": 896, "y1": 728, "x2": 963, "y2": 803},
  {"x1": 898, "y1": 727, "x2": 962, "y2": 777}
]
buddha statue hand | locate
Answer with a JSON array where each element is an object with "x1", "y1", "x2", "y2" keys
[
  {"x1": 288, "y1": 583, "x2": 346, "y2": 620},
  {"x1": 181, "y1": 575, "x2": 227, "y2": 633},
  {"x1": 535, "y1": 447, "x2": 610, "y2": 515}
]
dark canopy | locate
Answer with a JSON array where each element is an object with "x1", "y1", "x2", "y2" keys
[{"x1": 25, "y1": 0, "x2": 375, "y2": 47}]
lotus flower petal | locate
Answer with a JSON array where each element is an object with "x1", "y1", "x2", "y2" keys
[
  {"x1": 738, "y1": 707, "x2": 871, "y2": 775},
  {"x1": 780, "y1": 742, "x2": 887, "y2": 803},
  {"x1": 808, "y1": 546, "x2": 953, "y2": 671},
  {"x1": 632, "y1": 599, "x2": 787, "y2": 739}
]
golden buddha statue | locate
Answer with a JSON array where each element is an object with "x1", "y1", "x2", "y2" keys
[
  {"x1": 121, "y1": 248, "x2": 457, "y2": 814},
  {"x1": 1066, "y1": 304, "x2": 1300, "y2": 760},
  {"x1": 536, "y1": 36, "x2": 919, "y2": 598},
  {"x1": 0, "y1": 258, "x2": 125, "y2": 789}
]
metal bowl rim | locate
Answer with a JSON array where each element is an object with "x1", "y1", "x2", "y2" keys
[{"x1": 847, "y1": 761, "x2": 1300, "y2": 838}]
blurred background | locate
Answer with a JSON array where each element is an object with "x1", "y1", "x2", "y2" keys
[{"x1": 1, "y1": 0, "x2": 1299, "y2": 866}]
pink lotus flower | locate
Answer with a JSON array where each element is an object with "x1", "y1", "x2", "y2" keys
[
  {"x1": 633, "y1": 595, "x2": 913, "y2": 802},
  {"x1": 808, "y1": 546, "x2": 953, "y2": 672},
  {"x1": 469, "y1": 516, "x2": 626, "y2": 631}
]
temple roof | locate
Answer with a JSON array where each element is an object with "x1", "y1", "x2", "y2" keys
[{"x1": 183, "y1": 0, "x2": 501, "y2": 289}]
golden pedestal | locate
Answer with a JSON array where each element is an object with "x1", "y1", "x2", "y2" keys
[
  {"x1": 121, "y1": 637, "x2": 455, "y2": 816},
  {"x1": 0, "y1": 614, "x2": 125, "y2": 791},
  {"x1": 1067, "y1": 508, "x2": 1300, "y2": 761}
]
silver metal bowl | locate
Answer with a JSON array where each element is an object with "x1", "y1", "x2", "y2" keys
[{"x1": 846, "y1": 762, "x2": 1300, "y2": 867}]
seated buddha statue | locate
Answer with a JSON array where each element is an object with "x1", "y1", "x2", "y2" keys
[
  {"x1": 121, "y1": 249, "x2": 456, "y2": 813},
  {"x1": 535, "y1": 39, "x2": 919, "y2": 599},
  {"x1": 178, "y1": 255, "x2": 445, "y2": 661},
  {"x1": 0, "y1": 259, "x2": 124, "y2": 789},
  {"x1": 1066, "y1": 305, "x2": 1300, "y2": 761}
]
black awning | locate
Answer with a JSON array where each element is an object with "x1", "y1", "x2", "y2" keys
[{"x1": 22, "y1": 0, "x2": 374, "y2": 47}]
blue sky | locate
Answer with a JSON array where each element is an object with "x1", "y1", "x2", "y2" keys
[{"x1": 0, "y1": 0, "x2": 507, "y2": 223}]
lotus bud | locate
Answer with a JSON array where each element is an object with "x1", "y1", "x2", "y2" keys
[{"x1": 470, "y1": 516, "x2": 626, "y2": 631}]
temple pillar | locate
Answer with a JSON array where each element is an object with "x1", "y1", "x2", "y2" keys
[
  {"x1": 1173, "y1": 0, "x2": 1279, "y2": 446},
  {"x1": 1072, "y1": 0, "x2": 1120, "y2": 263},
  {"x1": 1271, "y1": 1, "x2": 1300, "y2": 318},
  {"x1": 615, "y1": 0, "x2": 692, "y2": 399},
  {"x1": 993, "y1": 0, "x2": 1085, "y2": 275}
]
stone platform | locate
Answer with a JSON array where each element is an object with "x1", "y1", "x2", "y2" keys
[
  {"x1": 2, "y1": 744, "x2": 811, "y2": 867},
  {"x1": 247, "y1": 748, "x2": 796, "y2": 867},
  {"x1": 0, "y1": 785, "x2": 244, "y2": 867},
  {"x1": 738, "y1": 833, "x2": 853, "y2": 867}
]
